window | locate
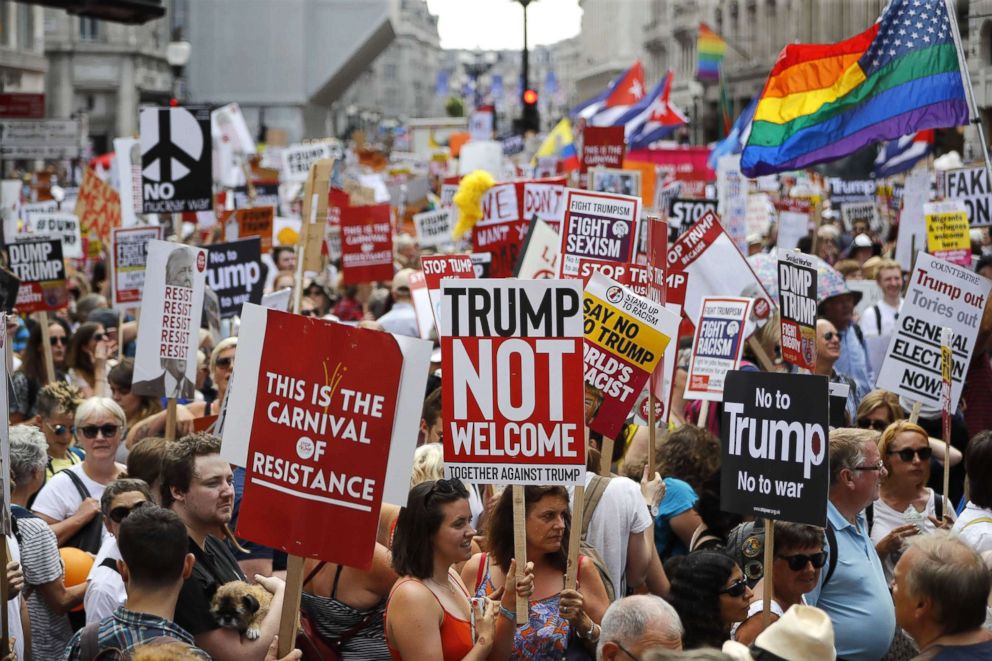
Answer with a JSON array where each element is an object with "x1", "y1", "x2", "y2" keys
[
  {"x1": 982, "y1": 20, "x2": 992, "y2": 66},
  {"x1": 79, "y1": 16, "x2": 100, "y2": 40},
  {"x1": 17, "y1": 4, "x2": 33, "y2": 50}
]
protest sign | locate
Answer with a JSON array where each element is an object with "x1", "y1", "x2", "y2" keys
[
  {"x1": 776, "y1": 198, "x2": 812, "y2": 252},
  {"x1": 420, "y1": 255, "x2": 474, "y2": 337},
  {"x1": 211, "y1": 102, "x2": 256, "y2": 155},
  {"x1": 522, "y1": 181, "x2": 565, "y2": 227},
  {"x1": 716, "y1": 155, "x2": 748, "y2": 253},
  {"x1": 589, "y1": 168, "x2": 641, "y2": 198},
  {"x1": 111, "y1": 226, "x2": 162, "y2": 307},
  {"x1": 140, "y1": 106, "x2": 213, "y2": 213},
  {"x1": 260, "y1": 287, "x2": 292, "y2": 312},
  {"x1": 514, "y1": 217, "x2": 560, "y2": 279},
  {"x1": 340, "y1": 204, "x2": 393, "y2": 285},
  {"x1": 441, "y1": 280, "x2": 586, "y2": 485},
  {"x1": 131, "y1": 240, "x2": 207, "y2": 399},
  {"x1": 408, "y1": 271, "x2": 434, "y2": 340},
  {"x1": 74, "y1": 167, "x2": 121, "y2": 246},
  {"x1": 24, "y1": 211, "x2": 82, "y2": 259},
  {"x1": 876, "y1": 253, "x2": 992, "y2": 412},
  {"x1": 9, "y1": 239, "x2": 67, "y2": 313},
  {"x1": 558, "y1": 189, "x2": 641, "y2": 284},
  {"x1": 0, "y1": 268, "x2": 20, "y2": 313},
  {"x1": 413, "y1": 208, "x2": 454, "y2": 248},
  {"x1": 654, "y1": 180, "x2": 681, "y2": 218},
  {"x1": 829, "y1": 382, "x2": 849, "y2": 429},
  {"x1": 841, "y1": 201, "x2": 881, "y2": 234},
  {"x1": 667, "y1": 198, "x2": 718, "y2": 242},
  {"x1": 113, "y1": 137, "x2": 141, "y2": 224},
  {"x1": 943, "y1": 165, "x2": 992, "y2": 226},
  {"x1": 896, "y1": 170, "x2": 930, "y2": 272},
  {"x1": 222, "y1": 303, "x2": 431, "y2": 566},
  {"x1": 236, "y1": 206, "x2": 274, "y2": 253},
  {"x1": 684, "y1": 297, "x2": 753, "y2": 401},
  {"x1": 206, "y1": 238, "x2": 264, "y2": 318},
  {"x1": 924, "y1": 200, "x2": 971, "y2": 267},
  {"x1": 778, "y1": 252, "x2": 818, "y2": 371},
  {"x1": 667, "y1": 210, "x2": 774, "y2": 336},
  {"x1": 281, "y1": 142, "x2": 341, "y2": 183},
  {"x1": 747, "y1": 193, "x2": 774, "y2": 238},
  {"x1": 583, "y1": 272, "x2": 679, "y2": 438},
  {"x1": 827, "y1": 178, "x2": 875, "y2": 205},
  {"x1": 721, "y1": 371, "x2": 829, "y2": 526},
  {"x1": 582, "y1": 126, "x2": 625, "y2": 173}
]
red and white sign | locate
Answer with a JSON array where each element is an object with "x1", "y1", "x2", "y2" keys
[
  {"x1": 684, "y1": 297, "x2": 753, "y2": 401},
  {"x1": 0, "y1": 93, "x2": 44, "y2": 119},
  {"x1": 340, "y1": 204, "x2": 393, "y2": 284},
  {"x1": 222, "y1": 303, "x2": 431, "y2": 567},
  {"x1": 514, "y1": 218, "x2": 560, "y2": 279},
  {"x1": 558, "y1": 189, "x2": 641, "y2": 285},
  {"x1": 75, "y1": 167, "x2": 121, "y2": 248},
  {"x1": 420, "y1": 255, "x2": 474, "y2": 338},
  {"x1": 667, "y1": 210, "x2": 774, "y2": 338},
  {"x1": 236, "y1": 206, "x2": 274, "y2": 253},
  {"x1": 441, "y1": 280, "x2": 586, "y2": 485},
  {"x1": 582, "y1": 126, "x2": 625, "y2": 174},
  {"x1": 9, "y1": 239, "x2": 67, "y2": 314},
  {"x1": 409, "y1": 271, "x2": 433, "y2": 340},
  {"x1": 111, "y1": 226, "x2": 163, "y2": 307},
  {"x1": 583, "y1": 272, "x2": 679, "y2": 438}
]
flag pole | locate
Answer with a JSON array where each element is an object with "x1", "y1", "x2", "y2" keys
[{"x1": 945, "y1": 0, "x2": 992, "y2": 181}]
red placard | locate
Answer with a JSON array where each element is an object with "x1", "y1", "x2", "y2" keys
[
  {"x1": 582, "y1": 126, "x2": 625, "y2": 173},
  {"x1": 420, "y1": 255, "x2": 474, "y2": 336},
  {"x1": 237, "y1": 309, "x2": 403, "y2": 567},
  {"x1": 0, "y1": 93, "x2": 44, "y2": 119},
  {"x1": 10, "y1": 239, "x2": 68, "y2": 313},
  {"x1": 557, "y1": 188, "x2": 641, "y2": 286},
  {"x1": 74, "y1": 167, "x2": 121, "y2": 247},
  {"x1": 340, "y1": 204, "x2": 394, "y2": 284},
  {"x1": 236, "y1": 206, "x2": 274, "y2": 253}
]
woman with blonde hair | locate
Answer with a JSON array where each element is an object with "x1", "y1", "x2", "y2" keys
[{"x1": 856, "y1": 389, "x2": 961, "y2": 466}]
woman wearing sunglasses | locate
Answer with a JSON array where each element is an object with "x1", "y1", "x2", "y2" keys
[
  {"x1": 869, "y1": 421, "x2": 954, "y2": 582},
  {"x1": 387, "y1": 479, "x2": 534, "y2": 661},
  {"x1": 32, "y1": 397, "x2": 127, "y2": 550},
  {"x1": 731, "y1": 522, "x2": 825, "y2": 645},
  {"x1": 855, "y1": 390, "x2": 962, "y2": 468},
  {"x1": 10, "y1": 317, "x2": 72, "y2": 422},
  {"x1": 66, "y1": 321, "x2": 113, "y2": 398},
  {"x1": 814, "y1": 319, "x2": 859, "y2": 424},
  {"x1": 668, "y1": 551, "x2": 752, "y2": 650},
  {"x1": 188, "y1": 337, "x2": 237, "y2": 418}
]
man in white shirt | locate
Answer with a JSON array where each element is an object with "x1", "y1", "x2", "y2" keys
[
  {"x1": 858, "y1": 258, "x2": 903, "y2": 373},
  {"x1": 377, "y1": 269, "x2": 420, "y2": 337},
  {"x1": 86, "y1": 479, "x2": 154, "y2": 624}
]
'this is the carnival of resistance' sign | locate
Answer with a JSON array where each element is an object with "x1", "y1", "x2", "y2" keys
[
  {"x1": 721, "y1": 371, "x2": 829, "y2": 527},
  {"x1": 441, "y1": 280, "x2": 586, "y2": 485}
]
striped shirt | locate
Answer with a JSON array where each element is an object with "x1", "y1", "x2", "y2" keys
[{"x1": 18, "y1": 515, "x2": 73, "y2": 660}]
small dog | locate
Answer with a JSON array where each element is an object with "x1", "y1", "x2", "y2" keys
[{"x1": 209, "y1": 580, "x2": 273, "y2": 640}]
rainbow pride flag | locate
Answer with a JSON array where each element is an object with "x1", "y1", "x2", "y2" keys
[
  {"x1": 741, "y1": 0, "x2": 968, "y2": 177},
  {"x1": 697, "y1": 23, "x2": 726, "y2": 82}
]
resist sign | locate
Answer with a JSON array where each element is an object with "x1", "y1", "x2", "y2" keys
[{"x1": 441, "y1": 280, "x2": 586, "y2": 485}]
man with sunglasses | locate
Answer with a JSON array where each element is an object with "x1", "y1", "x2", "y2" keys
[
  {"x1": 805, "y1": 428, "x2": 895, "y2": 661},
  {"x1": 33, "y1": 382, "x2": 85, "y2": 479},
  {"x1": 84, "y1": 479, "x2": 154, "y2": 625}
]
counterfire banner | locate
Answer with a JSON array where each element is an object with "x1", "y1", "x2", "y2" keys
[
  {"x1": 222, "y1": 303, "x2": 431, "y2": 567},
  {"x1": 876, "y1": 253, "x2": 992, "y2": 412},
  {"x1": 111, "y1": 226, "x2": 162, "y2": 308},
  {"x1": 558, "y1": 189, "x2": 641, "y2": 285},
  {"x1": 131, "y1": 240, "x2": 207, "y2": 399},
  {"x1": 441, "y1": 280, "x2": 586, "y2": 485},
  {"x1": 721, "y1": 370, "x2": 829, "y2": 527},
  {"x1": 584, "y1": 272, "x2": 679, "y2": 438},
  {"x1": 10, "y1": 239, "x2": 67, "y2": 313}
]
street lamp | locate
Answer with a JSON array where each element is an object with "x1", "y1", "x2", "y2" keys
[
  {"x1": 687, "y1": 80, "x2": 704, "y2": 145},
  {"x1": 166, "y1": 32, "x2": 192, "y2": 103}
]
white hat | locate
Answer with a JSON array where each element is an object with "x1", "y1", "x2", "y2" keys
[
  {"x1": 722, "y1": 605, "x2": 836, "y2": 661},
  {"x1": 852, "y1": 233, "x2": 873, "y2": 248}
]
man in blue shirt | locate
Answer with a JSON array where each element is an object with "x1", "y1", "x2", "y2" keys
[{"x1": 806, "y1": 428, "x2": 895, "y2": 661}]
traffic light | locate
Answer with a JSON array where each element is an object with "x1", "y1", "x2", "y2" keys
[{"x1": 522, "y1": 88, "x2": 540, "y2": 133}]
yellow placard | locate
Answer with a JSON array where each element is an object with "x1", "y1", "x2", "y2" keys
[
  {"x1": 926, "y1": 210, "x2": 970, "y2": 253},
  {"x1": 583, "y1": 292, "x2": 668, "y2": 373}
]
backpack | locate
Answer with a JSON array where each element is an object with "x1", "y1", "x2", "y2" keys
[
  {"x1": 578, "y1": 475, "x2": 616, "y2": 602},
  {"x1": 62, "y1": 469, "x2": 105, "y2": 554},
  {"x1": 726, "y1": 519, "x2": 839, "y2": 590},
  {"x1": 78, "y1": 622, "x2": 179, "y2": 661}
]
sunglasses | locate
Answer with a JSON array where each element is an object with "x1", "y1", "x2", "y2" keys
[
  {"x1": 49, "y1": 336, "x2": 67, "y2": 346},
  {"x1": 215, "y1": 357, "x2": 234, "y2": 369},
  {"x1": 719, "y1": 578, "x2": 748, "y2": 597},
  {"x1": 854, "y1": 461, "x2": 885, "y2": 472},
  {"x1": 857, "y1": 418, "x2": 889, "y2": 432},
  {"x1": 300, "y1": 309, "x2": 319, "y2": 318},
  {"x1": 778, "y1": 552, "x2": 826, "y2": 571},
  {"x1": 76, "y1": 424, "x2": 120, "y2": 440},
  {"x1": 427, "y1": 478, "x2": 466, "y2": 501},
  {"x1": 822, "y1": 331, "x2": 838, "y2": 342},
  {"x1": 887, "y1": 446, "x2": 933, "y2": 462},
  {"x1": 45, "y1": 423, "x2": 69, "y2": 436},
  {"x1": 92, "y1": 333, "x2": 106, "y2": 342},
  {"x1": 108, "y1": 500, "x2": 151, "y2": 524}
]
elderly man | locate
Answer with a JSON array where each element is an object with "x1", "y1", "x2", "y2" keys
[
  {"x1": 806, "y1": 428, "x2": 895, "y2": 661},
  {"x1": 893, "y1": 532, "x2": 992, "y2": 658},
  {"x1": 596, "y1": 594, "x2": 683, "y2": 659}
]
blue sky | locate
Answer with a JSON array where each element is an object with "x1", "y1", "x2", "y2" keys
[{"x1": 425, "y1": 0, "x2": 582, "y2": 50}]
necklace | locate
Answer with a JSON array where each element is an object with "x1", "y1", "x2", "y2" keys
[{"x1": 425, "y1": 575, "x2": 454, "y2": 594}]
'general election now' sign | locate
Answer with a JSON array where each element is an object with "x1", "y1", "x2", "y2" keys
[{"x1": 441, "y1": 280, "x2": 585, "y2": 485}]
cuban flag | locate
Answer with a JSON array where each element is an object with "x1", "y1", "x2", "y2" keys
[
  {"x1": 571, "y1": 61, "x2": 646, "y2": 124},
  {"x1": 613, "y1": 71, "x2": 689, "y2": 149},
  {"x1": 708, "y1": 97, "x2": 758, "y2": 169},
  {"x1": 872, "y1": 130, "x2": 934, "y2": 179}
]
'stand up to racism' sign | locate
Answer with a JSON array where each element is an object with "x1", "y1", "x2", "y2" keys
[{"x1": 441, "y1": 280, "x2": 586, "y2": 485}]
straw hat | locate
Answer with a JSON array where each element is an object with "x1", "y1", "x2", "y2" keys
[{"x1": 722, "y1": 605, "x2": 836, "y2": 661}]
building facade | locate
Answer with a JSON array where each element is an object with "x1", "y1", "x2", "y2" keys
[
  {"x1": 574, "y1": 0, "x2": 651, "y2": 102},
  {"x1": 0, "y1": 1, "x2": 46, "y2": 94}
]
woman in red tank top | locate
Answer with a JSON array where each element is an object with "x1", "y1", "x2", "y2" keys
[{"x1": 386, "y1": 479, "x2": 533, "y2": 661}]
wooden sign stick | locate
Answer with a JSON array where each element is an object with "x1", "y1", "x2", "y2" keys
[
  {"x1": 566, "y1": 427, "x2": 587, "y2": 591},
  {"x1": 747, "y1": 336, "x2": 775, "y2": 372},
  {"x1": 37, "y1": 311, "x2": 56, "y2": 384},
  {"x1": 164, "y1": 398, "x2": 178, "y2": 442},
  {"x1": 761, "y1": 519, "x2": 775, "y2": 630},
  {"x1": 511, "y1": 485, "x2": 528, "y2": 625},
  {"x1": 117, "y1": 311, "x2": 124, "y2": 362},
  {"x1": 647, "y1": 393, "x2": 657, "y2": 473},
  {"x1": 598, "y1": 438, "x2": 613, "y2": 477},
  {"x1": 277, "y1": 554, "x2": 306, "y2": 657},
  {"x1": 909, "y1": 400, "x2": 922, "y2": 424},
  {"x1": 0, "y1": 538, "x2": 8, "y2": 658},
  {"x1": 697, "y1": 402, "x2": 710, "y2": 429}
]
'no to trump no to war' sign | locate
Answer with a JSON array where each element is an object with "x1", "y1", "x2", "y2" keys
[
  {"x1": 221, "y1": 303, "x2": 431, "y2": 567},
  {"x1": 111, "y1": 226, "x2": 163, "y2": 307},
  {"x1": 131, "y1": 240, "x2": 207, "y2": 400},
  {"x1": 721, "y1": 370, "x2": 829, "y2": 527},
  {"x1": 558, "y1": 189, "x2": 641, "y2": 285},
  {"x1": 206, "y1": 238, "x2": 264, "y2": 318},
  {"x1": 876, "y1": 253, "x2": 992, "y2": 412},
  {"x1": 584, "y1": 271, "x2": 680, "y2": 438},
  {"x1": 441, "y1": 280, "x2": 586, "y2": 485},
  {"x1": 10, "y1": 239, "x2": 67, "y2": 313}
]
